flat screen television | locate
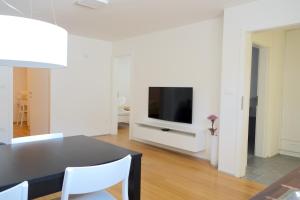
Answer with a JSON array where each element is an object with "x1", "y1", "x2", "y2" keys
[{"x1": 148, "y1": 87, "x2": 193, "y2": 124}]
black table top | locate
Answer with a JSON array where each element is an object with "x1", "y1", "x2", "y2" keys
[{"x1": 0, "y1": 135, "x2": 142, "y2": 191}]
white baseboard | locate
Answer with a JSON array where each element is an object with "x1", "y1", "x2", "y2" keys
[
  {"x1": 280, "y1": 150, "x2": 300, "y2": 158},
  {"x1": 280, "y1": 139, "x2": 300, "y2": 158}
]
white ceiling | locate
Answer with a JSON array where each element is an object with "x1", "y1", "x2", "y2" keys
[{"x1": 0, "y1": 0, "x2": 255, "y2": 41}]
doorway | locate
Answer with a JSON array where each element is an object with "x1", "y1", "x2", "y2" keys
[
  {"x1": 248, "y1": 46, "x2": 259, "y2": 155},
  {"x1": 112, "y1": 56, "x2": 131, "y2": 136},
  {"x1": 244, "y1": 27, "x2": 300, "y2": 185},
  {"x1": 13, "y1": 67, "x2": 50, "y2": 138}
]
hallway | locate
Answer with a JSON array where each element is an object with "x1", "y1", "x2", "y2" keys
[{"x1": 245, "y1": 154, "x2": 300, "y2": 185}]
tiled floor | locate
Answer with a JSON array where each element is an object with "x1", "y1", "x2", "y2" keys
[{"x1": 245, "y1": 154, "x2": 300, "y2": 185}]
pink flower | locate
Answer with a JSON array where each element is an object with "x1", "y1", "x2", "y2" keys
[
  {"x1": 207, "y1": 114, "x2": 218, "y2": 136},
  {"x1": 207, "y1": 114, "x2": 218, "y2": 121}
]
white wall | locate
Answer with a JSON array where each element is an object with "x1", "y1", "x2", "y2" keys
[
  {"x1": 50, "y1": 35, "x2": 112, "y2": 137},
  {"x1": 281, "y1": 29, "x2": 300, "y2": 157},
  {"x1": 113, "y1": 18, "x2": 223, "y2": 159},
  {"x1": 220, "y1": 0, "x2": 300, "y2": 176},
  {"x1": 13, "y1": 68, "x2": 27, "y2": 122},
  {"x1": 0, "y1": 67, "x2": 13, "y2": 144}
]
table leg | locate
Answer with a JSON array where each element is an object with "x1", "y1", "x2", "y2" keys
[{"x1": 129, "y1": 155, "x2": 142, "y2": 200}]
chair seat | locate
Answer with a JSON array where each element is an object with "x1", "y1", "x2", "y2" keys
[{"x1": 70, "y1": 190, "x2": 116, "y2": 200}]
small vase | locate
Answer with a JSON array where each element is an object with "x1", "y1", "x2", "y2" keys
[{"x1": 210, "y1": 135, "x2": 219, "y2": 167}]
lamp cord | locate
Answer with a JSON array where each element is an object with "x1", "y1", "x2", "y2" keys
[
  {"x1": 51, "y1": 0, "x2": 57, "y2": 25},
  {"x1": 30, "y1": 0, "x2": 32, "y2": 18},
  {"x1": 0, "y1": 0, "x2": 25, "y2": 16},
  {"x1": 1, "y1": 0, "x2": 58, "y2": 25}
]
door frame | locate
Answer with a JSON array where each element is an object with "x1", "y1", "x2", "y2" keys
[
  {"x1": 111, "y1": 55, "x2": 132, "y2": 135},
  {"x1": 239, "y1": 36, "x2": 274, "y2": 177},
  {"x1": 252, "y1": 44, "x2": 270, "y2": 158}
]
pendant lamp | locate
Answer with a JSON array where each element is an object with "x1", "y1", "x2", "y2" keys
[{"x1": 0, "y1": 1, "x2": 68, "y2": 68}]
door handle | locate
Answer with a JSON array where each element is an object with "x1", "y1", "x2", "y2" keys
[
  {"x1": 241, "y1": 96, "x2": 244, "y2": 110},
  {"x1": 255, "y1": 96, "x2": 258, "y2": 106}
]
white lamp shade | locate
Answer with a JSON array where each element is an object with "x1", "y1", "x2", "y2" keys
[{"x1": 0, "y1": 15, "x2": 68, "y2": 68}]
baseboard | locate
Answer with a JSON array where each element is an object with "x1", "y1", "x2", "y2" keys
[
  {"x1": 280, "y1": 139, "x2": 300, "y2": 158},
  {"x1": 280, "y1": 150, "x2": 300, "y2": 158}
]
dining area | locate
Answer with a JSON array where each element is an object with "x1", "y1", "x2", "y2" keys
[
  {"x1": 0, "y1": 134, "x2": 142, "y2": 200},
  {"x1": 0, "y1": 7, "x2": 144, "y2": 199}
]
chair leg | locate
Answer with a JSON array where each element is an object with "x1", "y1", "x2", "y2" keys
[
  {"x1": 17, "y1": 107, "x2": 21, "y2": 127},
  {"x1": 20, "y1": 105, "x2": 24, "y2": 127},
  {"x1": 16, "y1": 112, "x2": 19, "y2": 127}
]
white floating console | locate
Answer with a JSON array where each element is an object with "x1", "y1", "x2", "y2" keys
[{"x1": 135, "y1": 121, "x2": 205, "y2": 152}]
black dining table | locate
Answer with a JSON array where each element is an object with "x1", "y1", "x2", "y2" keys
[{"x1": 0, "y1": 135, "x2": 142, "y2": 200}]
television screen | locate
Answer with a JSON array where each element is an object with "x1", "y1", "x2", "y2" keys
[{"x1": 148, "y1": 87, "x2": 193, "y2": 124}]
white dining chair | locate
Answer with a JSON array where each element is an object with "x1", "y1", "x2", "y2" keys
[
  {"x1": 61, "y1": 155, "x2": 132, "y2": 200},
  {"x1": 0, "y1": 181, "x2": 28, "y2": 200},
  {"x1": 16, "y1": 99, "x2": 28, "y2": 127},
  {"x1": 11, "y1": 133, "x2": 63, "y2": 144}
]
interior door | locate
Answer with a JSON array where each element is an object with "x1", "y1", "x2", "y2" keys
[
  {"x1": 248, "y1": 46, "x2": 260, "y2": 155},
  {"x1": 27, "y1": 68, "x2": 50, "y2": 135}
]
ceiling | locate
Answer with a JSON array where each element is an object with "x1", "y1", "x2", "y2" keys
[{"x1": 0, "y1": 0, "x2": 255, "y2": 41}]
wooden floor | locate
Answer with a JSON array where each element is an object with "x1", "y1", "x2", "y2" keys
[
  {"x1": 13, "y1": 123, "x2": 30, "y2": 138},
  {"x1": 37, "y1": 127, "x2": 265, "y2": 200}
]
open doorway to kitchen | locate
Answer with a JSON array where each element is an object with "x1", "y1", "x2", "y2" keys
[
  {"x1": 244, "y1": 27, "x2": 300, "y2": 185},
  {"x1": 13, "y1": 67, "x2": 50, "y2": 138},
  {"x1": 248, "y1": 46, "x2": 259, "y2": 156}
]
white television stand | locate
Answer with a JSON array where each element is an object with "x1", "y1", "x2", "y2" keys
[{"x1": 135, "y1": 120, "x2": 205, "y2": 152}]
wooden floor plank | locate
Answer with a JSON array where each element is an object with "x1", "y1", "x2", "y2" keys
[{"x1": 97, "y1": 127, "x2": 265, "y2": 200}]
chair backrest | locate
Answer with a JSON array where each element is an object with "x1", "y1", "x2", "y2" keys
[
  {"x1": 11, "y1": 133, "x2": 63, "y2": 144},
  {"x1": 0, "y1": 181, "x2": 28, "y2": 200},
  {"x1": 61, "y1": 155, "x2": 132, "y2": 200}
]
